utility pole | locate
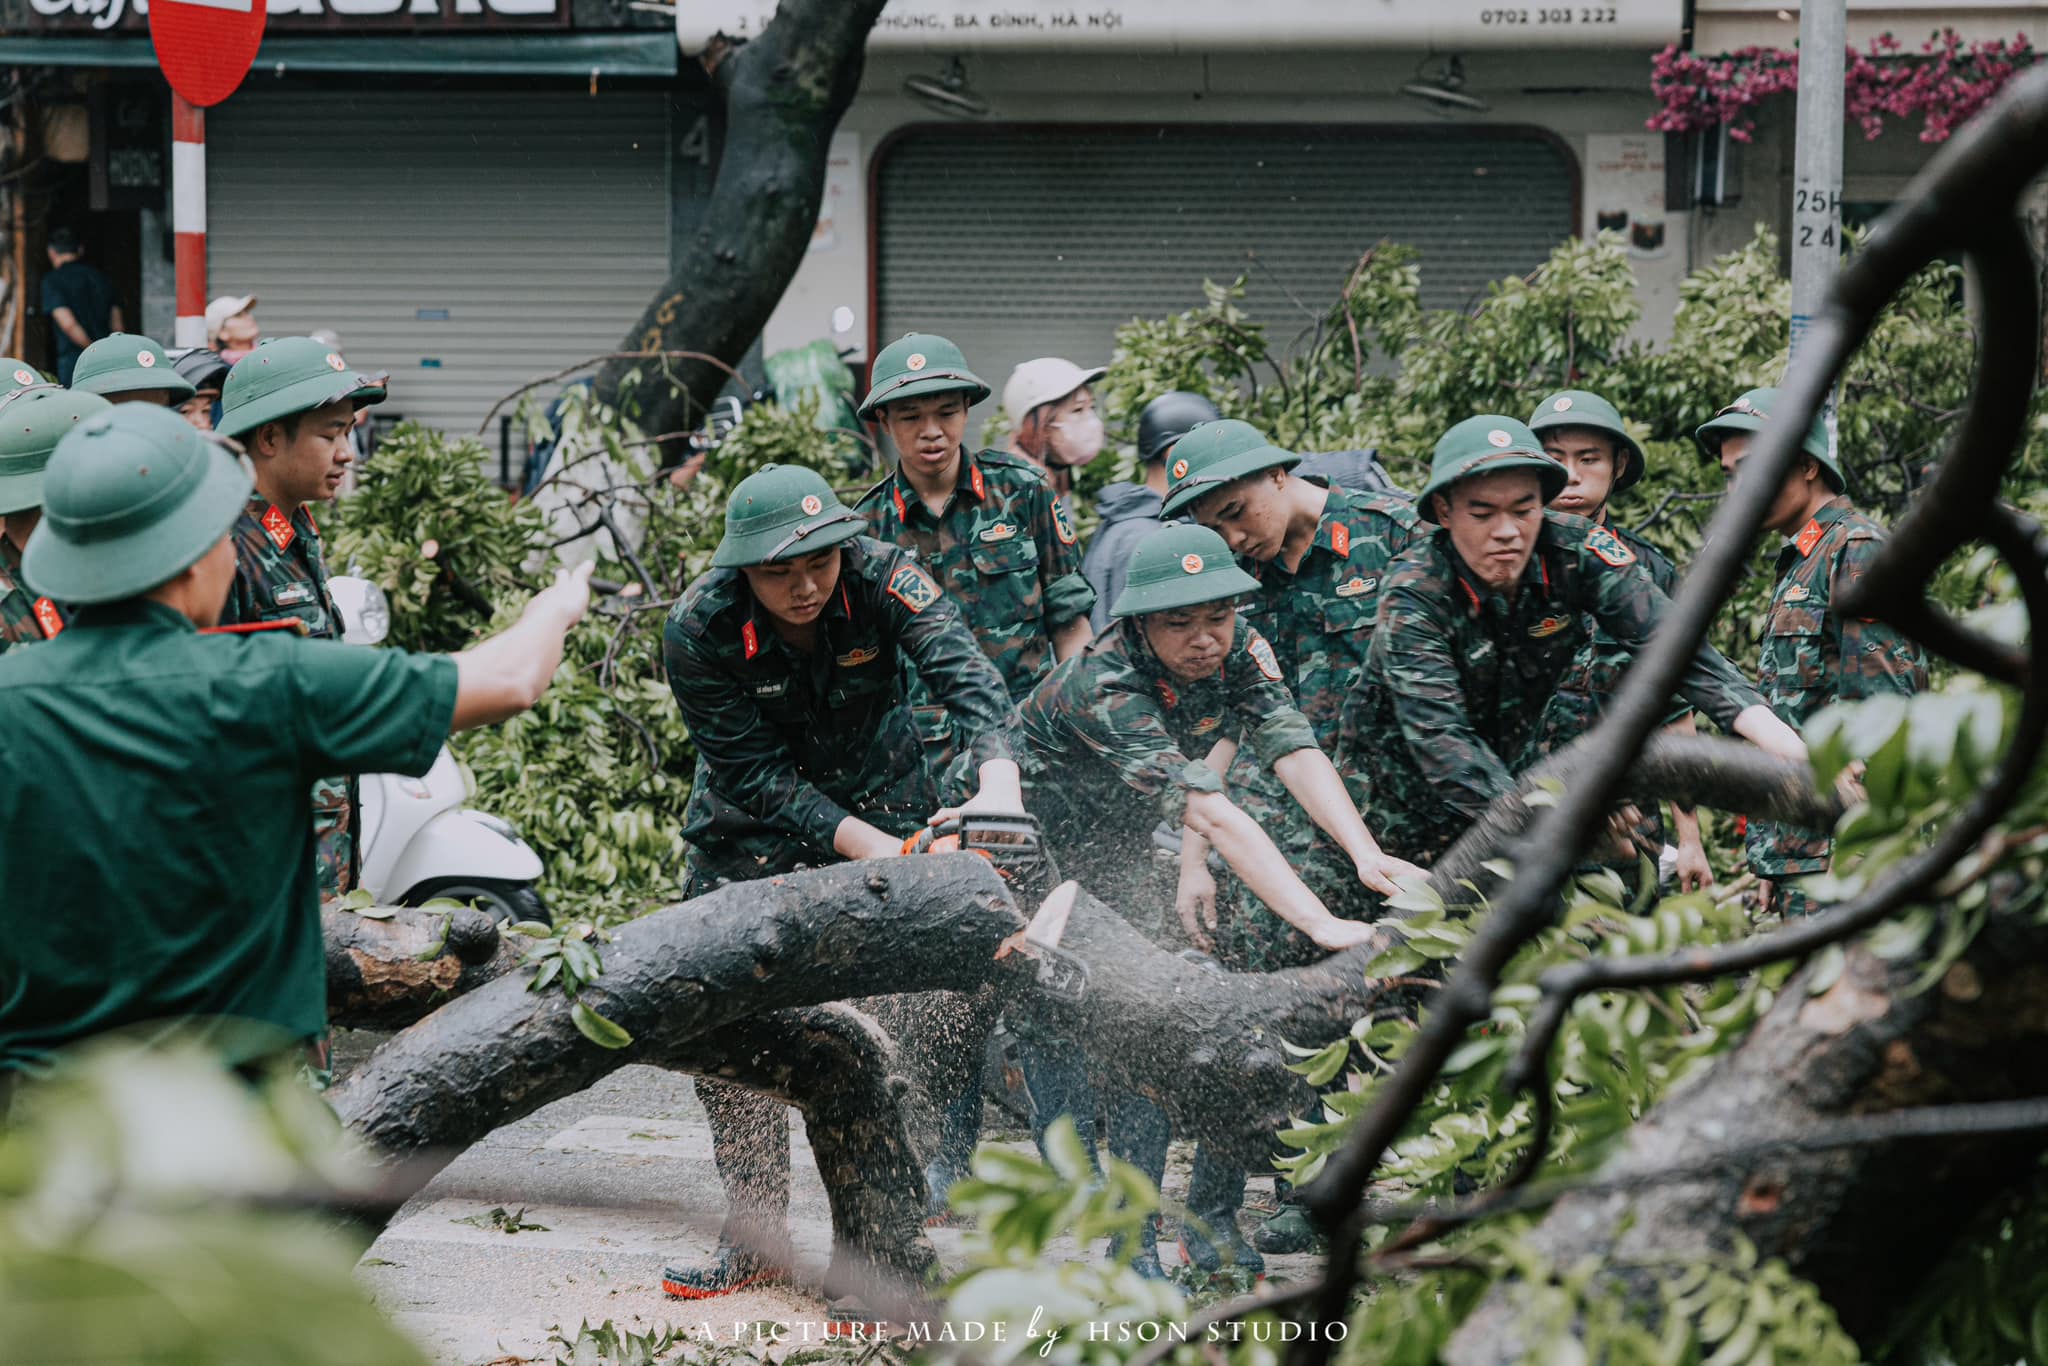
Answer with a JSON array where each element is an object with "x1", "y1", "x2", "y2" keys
[{"x1": 1789, "y1": 0, "x2": 1846, "y2": 455}]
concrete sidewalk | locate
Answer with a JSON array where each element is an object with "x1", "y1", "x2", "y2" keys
[{"x1": 350, "y1": 1060, "x2": 1313, "y2": 1364}]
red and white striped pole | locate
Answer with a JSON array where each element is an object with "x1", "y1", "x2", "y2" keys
[{"x1": 171, "y1": 93, "x2": 207, "y2": 349}]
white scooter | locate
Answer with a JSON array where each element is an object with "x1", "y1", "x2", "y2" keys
[{"x1": 328, "y1": 575, "x2": 550, "y2": 925}]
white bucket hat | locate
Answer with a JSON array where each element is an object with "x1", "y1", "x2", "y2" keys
[{"x1": 1002, "y1": 356, "x2": 1105, "y2": 421}]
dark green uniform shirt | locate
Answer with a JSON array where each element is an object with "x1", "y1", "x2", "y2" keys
[
  {"x1": 857, "y1": 449, "x2": 1095, "y2": 746},
  {"x1": 0, "y1": 602, "x2": 457, "y2": 1072},
  {"x1": 1749, "y1": 497, "x2": 1926, "y2": 878},
  {"x1": 1348, "y1": 510, "x2": 1766, "y2": 864},
  {"x1": 217, "y1": 498, "x2": 351, "y2": 897},
  {"x1": 663, "y1": 535, "x2": 1018, "y2": 885},
  {"x1": 0, "y1": 534, "x2": 66, "y2": 653},
  {"x1": 1019, "y1": 616, "x2": 1317, "y2": 911}
]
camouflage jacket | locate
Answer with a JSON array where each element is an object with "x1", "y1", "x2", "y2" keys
[
  {"x1": 218, "y1": 499, "x2": 339, "y2": 640},
  {"x1": 0, "y1": 534, "x2": 66, "y2": 654},
  {"x1": 1019, "y1": 616, "x2": 1316, "y2": 866},
  {"x1": 1748, "y1": 497, "x2": 1927, "y2": 877},
  {"x1": 1348, "y1": 510, "x2": 1766, "y2": 864},
  {"x1": 857, "y1": 449, "x2": 1095, "y2": 725},
  {"x1": 218, "y1": 498, "x2": 350, "y2": 898},
  {"x1": 1238, "y1": 481, "x2": 1419, "y2": 750},
  {"x1": 664, "y1": 535, "x2": 1019, "y2": 883}
]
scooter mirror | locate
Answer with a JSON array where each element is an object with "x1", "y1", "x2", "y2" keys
[{"x1": 329, "y1": 575, "x2": 392, "y2": 646}]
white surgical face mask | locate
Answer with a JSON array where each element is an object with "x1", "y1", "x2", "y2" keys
[{"x1": 1047, "y1": 409, "x2": 1105, "y2": 468}]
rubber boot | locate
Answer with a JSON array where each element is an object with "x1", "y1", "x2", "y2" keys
[
  {"x1": 924, "y1": 1089, "x2": 982, "y2": 1226},
  {"x1": 661, "y1": 1244, "x2": 789, "y2": 1300},
  {"x1": 1250, "y1": 1177, "x2": 1321, "y2": 1255},
  {"x1": 1112, "y1": 1213, "x2": 1166, "y2": 1280},
  {"x1": 1178, "y1": 1148, "x2": 1265, "y2": 1278}
]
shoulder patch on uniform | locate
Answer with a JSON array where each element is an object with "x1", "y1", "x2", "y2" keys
[
  {"x1": 887, "y1": 562, "x2": 941, "y2": 613},
  {"x1": 1247, "y1": 629, "x2": 1283, "y2": 681},
  {"x1": 1051, "y1": 496, "x2": 1077, "y2": 546},
  {"x1": 1586, "y1": 524, "x2": 1636, "y2": 568},
  {"x1": 261, "y1": 504, "x2": 295, "y2": 552}
]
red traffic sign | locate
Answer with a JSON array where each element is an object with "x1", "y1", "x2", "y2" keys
[{"x1": 150, "y1": 0, "x2": 268, "y2": 108}]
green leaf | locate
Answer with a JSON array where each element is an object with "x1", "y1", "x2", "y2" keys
[{"x1": 570, "y1": 1001, "x2": 633, "y2": 1050}]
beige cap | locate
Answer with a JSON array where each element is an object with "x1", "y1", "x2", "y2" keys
[
  {"x1": 1002, "y1": 356, "x2": 1105, "y2": 421},
  {"x1": 204, "y1": 294, "x2": 258, "y2": 340}
]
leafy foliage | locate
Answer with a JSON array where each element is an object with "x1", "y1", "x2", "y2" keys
[
  {"x1": 513, "y1": 917, "x2": 634, "y2": 1049},
  {"x1": 0, "y1": 1041, "x2": 431, "y2": 1366}
]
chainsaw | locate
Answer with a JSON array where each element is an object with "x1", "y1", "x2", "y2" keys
[{"x1": 901, "y1": 812, "x2": 1087, "y2": 1003}]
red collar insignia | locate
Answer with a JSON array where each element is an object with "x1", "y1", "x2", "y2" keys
[
  {"x1": 968, "y1": 460, "x2": 986, "y2": 501},
  {"x1": 31, "y1": 598, "x2": 62, "y2": 638},
  {"x1": 741, "y1": 620, "x2": 760, "y2": 660},
  {"x1": 1795, "y1": 518, "x2": 1825, "y2": 557},
  {"x1": 1157, "y1": 680, "x2": 1178, "y2": 709},
  {"x1": 892, "y1": 484, "x2": 907, "y2": 519},
  {"x1": 1329, "y1": 522, "x2": 1351, "y2": 558},
  {"x1": 261, "y1": 504, "x2": 295, "y2": 552}
]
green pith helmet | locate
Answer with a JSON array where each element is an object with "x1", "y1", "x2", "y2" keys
[
  {"x1": 1110, "y1": 522, "x2": 1262, "y2": 618},
  {"x1": 217, "y1": 336, "x2": 386, "y2": 440},
  {"x1": 23, "y1": 403, "x2": 252, "y2": 604},
  {"x1": 0, "y1": 358, "x2": 51, "y2": 395},
  {"x1": 70, "y1": 333, "x2": 196, "y2": 401},
  {"x1": 712, "y1": 463, "x2": 865, "y2": 569},
  {"x1": 1418, "y1": 415, "x2": 1568, "y2": 524},
  {"x1": 856, "y1": 333, "x2": 990, "y2": 422},
  {"x1": 1528, "y1": 390, "x2": 1648, "y2": 495},
  {"x1": 0, "y1": 387, "x2": 113, "y2": 516},
  {"x1": 1693, "y1": 387, "x2": 1843, "y2": 491},
  {"x1": 1157, "y1": 419, "x2": 1301, "y2": 518}
]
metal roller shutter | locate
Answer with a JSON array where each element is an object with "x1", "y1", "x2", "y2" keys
[
  {"x1": 208, "y1": 89, "x2": 669, "y2": 436},
  {"x1": 875, "y1": 125, "x2": 1576, "y2": 435}
]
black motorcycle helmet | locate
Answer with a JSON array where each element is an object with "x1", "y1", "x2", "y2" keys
[
  {"x1": 1137, "y1": 391, "x2": 1224, "y2": 465},
  {"x1": 168, "y1": 346, "x2": 231, "y2": 395}
]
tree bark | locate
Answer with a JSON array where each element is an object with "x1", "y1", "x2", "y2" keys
[
  {"x1": 324, "y1": 904, "x2": 516, "y2": 1032},
  {"x1": 329, "y1": 856, "x2": 1024, "y2": 1155},
  {"x1": 1443, "y1": 875, "x2": 2048, "y2": 1360},
  {"x1": 592, "y1": 0, "x2": 890, "y2": 437}
]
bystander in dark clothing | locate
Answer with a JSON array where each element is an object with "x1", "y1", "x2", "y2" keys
[{"x1": 40, "y1": 231, "x2": 120, "y2": 386}]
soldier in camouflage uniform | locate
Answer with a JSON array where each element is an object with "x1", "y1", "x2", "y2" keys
[
  {"x1": 1528, "y1": 390, "x2": 1712, "y2": 892},
  {"x1": 216, "y1": 337, "x2": 388, "y2": 900},
  {"x1": 1021, "y1": 522, "x2": 1418, "y2": 1277},
  {"x1": 1347, "y1": 415, "x2": 1807, "y2": 866},
  {"x1": 1158, "y1": 417, "x2": 1420, "y2": 969},
  {"x1": 853, "y1": 332, "x2": 1095, "y2": 1215},
  {"x1": 0, "y1": 388, "x2": 111, "y2": 653},
  {"x1": 661, "y1": 465, "x2": 1023, "y2": 1320},
  {"x1": 1697, "y1": 388, "x2": 1926, "y2": 916},
  {"x1": 855, "y1": 333, "x2": 1095, "y2": 787}
]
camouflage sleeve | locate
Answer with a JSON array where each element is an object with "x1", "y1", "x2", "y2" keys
[
  {"x1": 1230, "y1": 627, "x2": 1319, "y2": 769},
  {"x1": 884, "y1": 550, "x2": 1022, "y2": 769},
  {"x1": 1641, "y1": 544, "x2": 1696, "y2": 728},
  {"x1": 217, "y1": 561, "x2": 261, "y2": 627},
  {"x1": 1030, "y1": 483, "x2": 1097, "y2": 630},
  {"x1": 1064, "y1": 684, "x2": 1224, "y2": 827},
  {"x1": 1580, "y1": 531, "x2": 1764, "y2": 733},
  {"x1": 662, "y1": 618, "x2": 855, "y2": 851},
  {"x1": 1832, "y1": 535, "x2": 1928, "y2": 702},
  {"x1": 1374, "y1": 570, "x2": 1518, "y2": 819}
]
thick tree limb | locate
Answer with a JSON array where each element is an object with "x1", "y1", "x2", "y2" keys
[
  {"x1": 1445, "y1": 882, "x2": 2048, "y2": 1360},
  {"x1": 328, "y1": 856, "x2": 1024, "y2": 1156},
  {"x1": 592, "y1": 0, "x2": 889, "y2": 436}
]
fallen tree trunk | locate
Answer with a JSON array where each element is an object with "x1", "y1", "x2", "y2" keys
[
  {"x1": 666, "y1": 1003, "x2": 937, "y2": 1306},
  {"x1": 324, "y1": 904, "x2": 516, "y2": 1031},
  {"x1": 1444, "y1": 874, "x2": 2048, "y2": 1360},
  {"x1": 329, "y1": 855, "x2": 1025, "y2": 1155}
]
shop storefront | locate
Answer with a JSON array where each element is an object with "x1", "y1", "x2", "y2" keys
[
  {"x1": 0, "y1": 0, "x2": 690, "y2": 434},
  {"x1": 680, "y1": 0, "x2": 1696, "y2": 434}
]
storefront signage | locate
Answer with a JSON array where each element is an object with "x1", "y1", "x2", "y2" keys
[
  {"x1": 679, "y1": 0, "x2": 1681, "y2": 51},
  {"x1": 22, "y1": 0, "x2": 565, "y2": 32}
]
